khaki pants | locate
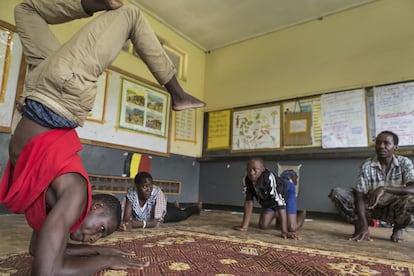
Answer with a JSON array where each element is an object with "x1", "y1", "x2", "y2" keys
[{"x1": 15, "y1": 0, "x2": 175, "y2": 126}]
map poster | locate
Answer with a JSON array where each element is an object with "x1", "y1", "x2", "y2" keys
[{"x1": 232, "y1": 104, "x2": 281, "y2": 151}]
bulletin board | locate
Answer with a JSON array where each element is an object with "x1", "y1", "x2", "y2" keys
[
  {"x1": 77, "y1": 67, "x2": 171, "y2": 156},
  {"x1": 202, "y1": 80, "x2": 414, "y2": 159}
]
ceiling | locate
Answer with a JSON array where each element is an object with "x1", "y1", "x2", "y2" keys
[{"x1": 129, "y1": 0, "x2": 377, "y2": 51}]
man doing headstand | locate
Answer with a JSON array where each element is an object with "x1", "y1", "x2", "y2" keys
[{"x1": 0, "y1": 0, "x2": 204, "y2": 274}]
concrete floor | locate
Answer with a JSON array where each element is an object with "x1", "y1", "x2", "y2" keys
[{"x1": 0, "y1": 210, "x2": 413, "y2": 263}]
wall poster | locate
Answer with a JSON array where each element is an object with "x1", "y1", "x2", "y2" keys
[
  {"x1": 207, "y1": 110, "x2": 231, "y2": 150},
  {"x1": 374, "y1": 82, "x2": 414, "y2": 146},
  {"x1": 321, "y1": 89, "x2": 368, "y2": 148},
  {"x1": 232, "y1": 104, "x2": 281, "y2": 151},
  {"x1": 119, "y1": 77, "x2": 169, "y2": 138},
  {"x1": 174, "y1": 109, "x2": 196, "y2": 143}
]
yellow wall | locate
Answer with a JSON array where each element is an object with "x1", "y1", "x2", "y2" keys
[
  {"x1": 204, "y1": 0, "x2": 414, "y2": 111},
  {"x1": 3, "y1": 0, "x2": 414, "y2": 157},
  {"x1": 0, "y1": 0, "x2": 206, "y2": 157}
]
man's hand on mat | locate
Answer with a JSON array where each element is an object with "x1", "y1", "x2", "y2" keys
[
  {"x1": 119, "y1": 221, "x2": 132, "y2": 232},
  {"x1": 233, "y1": 226, "x2": 248, "y2": 231},
  {"x1": 98, "y1": 246, "x2": 136, "y2": 256},
  {"x1": 109, "y1": 257, "x2": 149, "y2": 271},
  {"x1": 349, "y1": 229, "x2": 373, "y2": 242}
]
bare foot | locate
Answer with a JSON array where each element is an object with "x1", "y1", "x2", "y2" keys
[
  {"x1": 233, "y1": 226, "x2": 248, "y2": 232},
  {"x1": 390, "y1": 227, "x2": 404, "y2": 242},
  {"x1": 173, "y1": 201, "x2": 180, "y2": 209},
  {"x1": 349, "y1": 229, "x2": 373, "y2": 242},
  {"x1": 172, "y1": 93, "x2": 206, "y2": 111},
  {"x1": 296, "y1": 210, "x2": 307, "y2": 230},
  {"x1": 164, "y1": 76, "x2": 206, "y2": 111},
  {"x1": 281, "y1": 232, "x2": 302, "y2": 240}
]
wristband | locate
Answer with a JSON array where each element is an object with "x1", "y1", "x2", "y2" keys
[{"x1": 142, "y1": 220, "x2": 147, "y2": 228}]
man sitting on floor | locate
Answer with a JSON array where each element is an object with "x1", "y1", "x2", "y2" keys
[{"x1": 329, "y1": 130, "x2": 414, "y2": 242}]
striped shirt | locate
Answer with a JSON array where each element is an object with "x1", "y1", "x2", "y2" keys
[
  {"x1": 126, "y1": 185, "x2": 167, "y2": 222},
  {"x1": 356, "y1": 155, "x2": 414, "y2": 205}
]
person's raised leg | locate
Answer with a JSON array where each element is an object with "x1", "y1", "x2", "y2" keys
[{"x1": 124, "y1": 6, "x2": 205, "y2": 111}]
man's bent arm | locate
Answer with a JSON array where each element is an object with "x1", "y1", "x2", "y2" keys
[
  {"x1": 384, "y1": 183, "x2": 414, "y2": 195},
  {"x1": 65, "y1": 243, "x2": 135, "y2": 257},
  {"x1": 32, "y1": 174, "x2": 88, "y2": 275}
]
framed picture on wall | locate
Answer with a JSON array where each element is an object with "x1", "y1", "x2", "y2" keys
[
  {"x1": 118, "y1": 77, "x2": 170, "y2": 138},
  {"x1": 0, "y1": 20, "x2": 24, "y2": 133},
  {"x1": 231, "y1": 103, "x2": 281, "y2": 151}
]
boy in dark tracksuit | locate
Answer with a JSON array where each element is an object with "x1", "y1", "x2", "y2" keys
[{"x1": 233, "y1": 157, "x2": 306, "y2": 239}]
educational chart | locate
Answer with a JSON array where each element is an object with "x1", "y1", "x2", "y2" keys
[
  {"x1": 374, "y1": 82, "x2": 414, "y2": 146},
  {"x1": 321, "y1": 89, "x2": 368, "y2": 148},
  {"x1": 232, "y1": 105, "x2": 281, "y2": 151},
  {"x1": 207, "y1": 110, "x2": 231, "y2": 150},
  {"x1": 175, "y1": 108, "x2": 196, "y2": 143}
]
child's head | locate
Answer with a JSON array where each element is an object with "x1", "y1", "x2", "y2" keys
[
  {"x1": 70, "y1": 193, "x2": 122, "y2": 243},
  {"x1": 246, "y1": 157, "x2": 265, "y2": 182},
  {"x1": 134, "y1": 172, "x2": 154, "y2": 200}
]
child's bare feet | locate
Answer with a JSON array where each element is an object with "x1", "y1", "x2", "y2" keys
[{"x1": 281, "y1": 232, "x2": 302, "y2": 240}]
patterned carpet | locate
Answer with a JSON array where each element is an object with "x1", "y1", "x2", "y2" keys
[{"x1": 1, "y1": 229, "x2": 413, "y2": 275}]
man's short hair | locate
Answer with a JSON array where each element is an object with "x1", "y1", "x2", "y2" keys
[
  {"x1": 377, "y1": 130, "x2": 399, "y2": 146},
  {"x1": 134, "y1": 171, "x2": 153, "y2": 186},
  {"x1": 247, "y1": 157, "x2": 265, "y2": 166},
  {"x1": 92, "y1": 193, "x2": 122, "y2": 229}
]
